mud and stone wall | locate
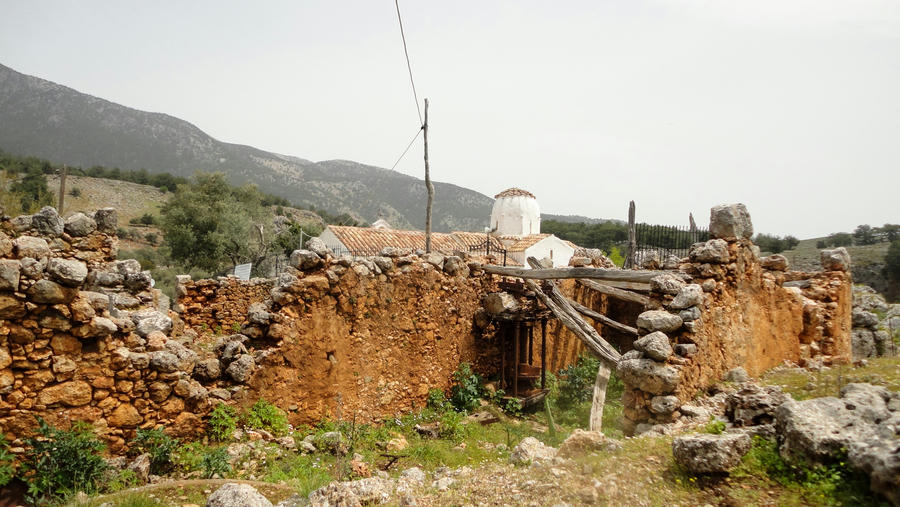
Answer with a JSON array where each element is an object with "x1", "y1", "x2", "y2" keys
[
  {"x1": 176, "y1": 277, "x2": 273, "y2": 332},
  {"x1": 617, "y1": 204, "x2": 852, "y2": 433},
  {"x1": 0, "y1": 208, "x2": 585, "y2": 457}
]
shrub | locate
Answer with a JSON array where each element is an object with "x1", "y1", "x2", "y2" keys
[
  {"x1": 105, "y1": 469, "x2": 140, "y2": 493},
  {"x1": 243, "y1": 399, "x2": 290, "y2": 436},
  {"x1": 449, "y1": 362, "x2": 482, "y2": 413},
  {"x1": 132, "y1": 427, "x2": 178, "y2": 474},
  {"x1": 208, "y1": 404, "x2": 237, "y2": 441},
  {"x1": 426, "y1": 388, "x2": 450, "y2": 412},
  {"x1": 200, "y1": 447, "x2": 231, "y2": 479},
  {"x1": 557, "y1": 353, "x2": 601, "y2": 408},
  {"x1": 0, "y1": 436, "x2": 14, "y2": 487},
  {"x1": 22, "y1": 418, "x2": 108, "y2": 502},
  {"x1": 816, "y1": 240, "x2": 827, "y2": 249},
  {"x1": 438, "y1": 410, "x2": 470, "y2": 441},
  {"x1": 702, "y1": 417, "x2": 726, "y2": 435},
  {"x1": 68, "y1": 186, "x2": 81, "y2": 198}
]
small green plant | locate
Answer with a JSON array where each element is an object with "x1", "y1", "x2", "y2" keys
[
  {"x1": 0, "y1": 435, "x2": 14, "y2": 487},
  {"x1": 426, "y1": 388, "x2": 451, "y2": 412},
  {"x1": 450, "y1": 362, "x2": 483, "y2": 413},
  {"x1": 21, "y1": 417, "x2": 109, "y2": 503},
  {"x1": 208, "y1": 404, "x2": 237, "y2": 441},
  {"x1": 132, "y1": 427, "x2": 179, "y2": 474},
  {"x1": 105, "y1": 468, "x2": 140, "y2": 492},
  {"x1": 243, "y1": 399, "x2": 290, "y2": 436},
  {"x1": 231, "y1": 322, "x2": 242, "y2": 333},
  {"x1": 557, "y1": 353, "x2": 601, "y2": 408},
  {"x1": 68, "y1": 186, "x2": 81, "y2": 197},
  {"x1": 501, "y1": 397, "x2": 523, "y2": 416},
  {"x1": 173, "y1": 441, "x2": 205, "y2": 472},
  {"x1": 200, "y1": 447, "x2": 231, "y2": 479},
  {"x1": 702, "y1": 416, "x2": 726, "y2": 435},
  {"x1": 438, "y1": 410, "x2": 470, "y2": 441}
]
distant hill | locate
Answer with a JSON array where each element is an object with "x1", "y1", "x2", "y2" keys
[
  {"x1": 0, "y1": 63, "x2": 499, "y2": 231},
  {"x1": 543, "y1": 214, "x2": 624, "y2": 225}
]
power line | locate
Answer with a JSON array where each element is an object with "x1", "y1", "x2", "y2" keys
[
  {"x1": 389, "y1": 126, "x2": 423, "y2": 171},
  {"x1": 394, "y1": 0, "x2": 423, "y2": 126}
]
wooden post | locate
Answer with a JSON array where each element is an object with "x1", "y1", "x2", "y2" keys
[
  {"x1": 499, "y1": 324, "x2": 506, "y2": 390},
  {"x1": 625, "y1": 200, "x2": 636, "y2": 269},
  {"x1": 540, "y1": 318, "x2": 547, "y2": 389},
  {"x1": 513, "y1": 321, "x2": 520, "y2": 397},
  {"x1": 57, "y1": 165, "x2": 67, "y2": 214},
  {"x1": 423, "y1": 98, "x2": 434, "y2": 253},
  {"x1": 589, "y1": 362, "x2": 611, "y2": 432},
  {"x1": 527, "y1": 323, "x2": 533, "y2": 365}
]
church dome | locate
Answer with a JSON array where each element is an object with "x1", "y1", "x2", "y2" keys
[{"x1": 490, "y1": 187, "x2": 540, "y2": 236}]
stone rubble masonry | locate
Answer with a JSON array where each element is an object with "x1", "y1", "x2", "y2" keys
[
  {"x1": 618, "y1": 205, "x2": 852, "y2": 433},
  {"x1": 0, "y1": 206, "x2": 586, "y2": 457}
]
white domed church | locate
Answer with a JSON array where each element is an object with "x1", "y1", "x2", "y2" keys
[{"x1": 490, "y1": 188, "x2": 576, "y2": 268}]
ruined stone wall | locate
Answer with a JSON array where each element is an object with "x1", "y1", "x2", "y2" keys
[
  {"x1": 617, "y1": 204, "x2": 852, "y2": 433},
  {"x1": 0, "y1": 209, "x2": 585, "y2": 454},
  {"x1": 176, "y1": 278, "x2": 273, "y2": 332}
]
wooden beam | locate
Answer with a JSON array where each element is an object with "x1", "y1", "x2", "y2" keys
[
  {"x1": 577, "y1": 279, "x2": 653, "y2": 307},
  {"x1": 480, "y1": 264, "x2": 664, "y2": 283},
  {"x1": 568, "y1": 299, "x2": 638, "y2": 336},
  {"x1": 601, "y1": 280, "x2": 651, "y2": 292}
]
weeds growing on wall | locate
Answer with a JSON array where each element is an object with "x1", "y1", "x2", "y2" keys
[
  {"x1": 243, "y1": 399, "x2": 290, "y2": 436},
  {"x1": 207, "y1": 404, "x2": 237, "y2": 441},
  {"x1": 0, "y1": 436, "x2": 14, "y2": 487},
  {"x1": 21, "y1": 418, "x2": 109, "y2": 503},
  {"x1": 450, "y1": 362, "x2": 483, "y2": 413},
  {"x1": 132, "y1": 427, "x2": 179, "y2": 475}
]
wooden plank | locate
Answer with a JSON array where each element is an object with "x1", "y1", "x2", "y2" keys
[
  {"x1": 590, "y1": 362, "x2": 611, "y2": 432},
  {"x1": 568, "y1": 299, "x2": 638, "y2": 336},
  {"x1": 601, "y1": 279, "x2": 651, "y2": 292},
  {"x1": 577, "y1": 279, "x2": 652, "y2": 307},
  {"x1": 480, "y1": 264, "x2": 664, "y2": 283},
  {"x1": 521, "y1": 258, "x2": 621, "y2": 367}
]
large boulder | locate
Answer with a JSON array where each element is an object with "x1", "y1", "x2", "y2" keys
[
  {"x1": 509, "y1": 436, "x2": 557, "y2": 465},
  {"x1": 308, "y1": 477, "x2": 394, "y2": 506},
  {"x1": 725, "y1": 383, "x2": 790, "y2": 427},
  {"x1": 851, "y1": 329, "x2": 877, "y2": 360},
  {"x1": 633, "y1": 331, "x2": 673, "y2": 362},
  {"x1": 305, "y1": 237, "x2": 331, "y2": 258},
  {"x1": 774, "y1": 383, "x2": 891, "y2": 465},
  {"x1": 226, "y1": 354, "x2": 256, "y2": 383},
  {"x1": 28, "y1": 279, "x2": 76, "y2": 304},
  {"x1": 93, "y1": 208, "x2": 117, "y2": 233},
  {"x1": 290, "y1": 249, "x2": 322, "y2": 270},
  {"x1": 13, "y1": 235, "x2": 50, "y2": 259},
  {"x1": 616, "y1": 359, "x2": 680, "y2": 394},
  {"x1": 650, "y1": 273, "x2": 686, "y2": 295},
  {"x1": 47, "y1": 258, "x2": 88, "y2": 286},
  {"x1": 31, "y1": 206, "x2": 64, "y2": 236},
  {"x1": 0, "y1": 259, "x2": 20, "y2": 291},
  {"x1": 669, "y1": 284, "x2": 703, "y2": 310},
  {"x1": 64, "y1": 212, "x2": 97, "y2": 237},
  {"x1": 132, "y1": 309, "x2": 173, "y2": 337},
  {"x1": 689, "y1": 239, "x2": 730, "y2": 264},
  {"x1": 821, "y1": 247, "x2": 851, "y2": 272},
  {"x1": 709, "y1": 203, "x2": 753, "y2": 239},
  {"x1": 672, "y1": 432, "x2": 751, "y2": 474},
  {"x1": 207, "y1": 483, "x2": 273, "y2": 507},
  {"x1": 483, "y1": 292, "x2": 519, "y2": 315},
  {"x1": 558, "y1": 429, "x2": 622, "y2": 457},
  {"x1": 760, "y1": 254, "x2": 789, "y2": 271},
  {"x1": 636, "y1": 310, "x2": 682, "y2": 333}
]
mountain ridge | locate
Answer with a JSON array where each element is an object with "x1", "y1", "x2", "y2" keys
[{"x1": 0, "y1": 62, "x2": 608, "y2": 231}]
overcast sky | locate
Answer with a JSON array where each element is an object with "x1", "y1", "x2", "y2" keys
[{"x1": 2, "y1": 1, "x2": 898, "y2": 238}]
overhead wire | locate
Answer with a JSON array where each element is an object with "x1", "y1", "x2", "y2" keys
[
  {"x1": 389, "y1": 126, "x2": 423, "y2": 172},
  {"x1": 394, "y1": 0, "x2": 423, "y2": 126}
]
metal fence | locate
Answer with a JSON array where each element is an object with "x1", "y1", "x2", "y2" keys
[
  {"x1": 328, "y1": 246, "x2": 385, "y2": 258},
  {"x1": 468, "y1": 239, "x2": 507, "y2": 266},
  {"x1": 634, "y1": 223, "x2": 709, "y2": 261}
]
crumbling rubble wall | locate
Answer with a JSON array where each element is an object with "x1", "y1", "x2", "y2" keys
[
  {"x1": 618, "y1": 204, "x2": 852, "y2": 433},
  {"x1": 176, "y1": 278, "x2": 273, "y2": 332},
  {"x1": 0, "y1": 208, "x2": 585, "y2": 455}
]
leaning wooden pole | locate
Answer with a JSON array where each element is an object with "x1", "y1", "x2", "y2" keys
[
  {"x1": 522, "y1": 258, "x2": 620, "y2": 432},
  {"x1": 423, "y1": 98, "x2": 434, "y2": 253},
  {"x1": 577, "y1": 279, "x2": 653, "y2": 308},
  {"x1": 479, "y1": 264, "x2": 664, "y2": 283},
  {"x1": 568, "y1": 299, "x2": 638, "y2": 336}
]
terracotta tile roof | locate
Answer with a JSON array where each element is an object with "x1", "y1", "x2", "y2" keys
[
  {"x1": 505, "y1": 234, "x2": 551, "y2": 252},
  {"x1": 494, "y1": 187, "x2": 536, "y2": 199},
  {"x1": 450, "y1": 231, "x2": 504, "y2": 250},
  {"x1": 327, "y1": 225, "x2": 461, "y2": 253}
]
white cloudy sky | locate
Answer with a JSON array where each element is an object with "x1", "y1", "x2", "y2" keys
[{"x1": 2, "y1": 1, "x2": 898, "y2": 238}]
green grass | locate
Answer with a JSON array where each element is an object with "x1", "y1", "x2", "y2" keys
[
  {"x1": 778, "y1": 237, "x2": 890, "y2": 271},
  {"x1": 761, "y1": 356, "x2": 900, "y2": 400}
]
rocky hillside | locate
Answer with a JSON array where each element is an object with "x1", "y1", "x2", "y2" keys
[{"x1": 1, "y1": 63, "x2": 605, "y2": 233}]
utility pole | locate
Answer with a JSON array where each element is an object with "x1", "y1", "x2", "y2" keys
[
  {"x1": 424, "y1": 98, "x2": 434, "y2": 253},
  {"x1": 58, "y1": 165, "x2": 68, "y2": 214}
]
